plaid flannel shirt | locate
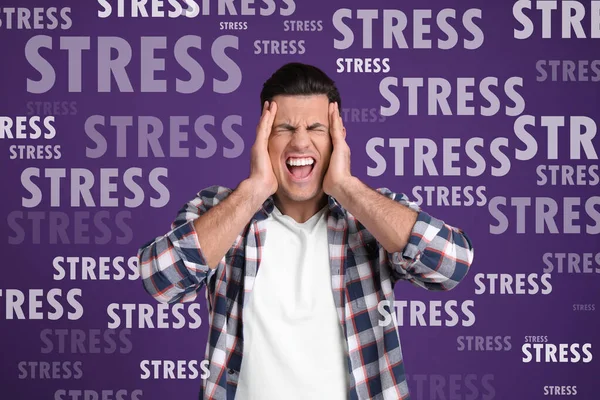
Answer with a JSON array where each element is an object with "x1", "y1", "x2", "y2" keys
[{"x1": 138, "y1": 185, "x2": 474, "y2": 400}]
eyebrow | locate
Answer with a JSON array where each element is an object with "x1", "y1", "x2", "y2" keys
[
  {"x1": 274, "y1": 123, "x2": 328, "y2": 131},
  {"x1": 307, "y1": 123, "x2": 327, "y2": 130}
]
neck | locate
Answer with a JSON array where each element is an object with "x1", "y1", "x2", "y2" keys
[{"x1": 273, "y1": 193, "x2": 328, "y2": 223}]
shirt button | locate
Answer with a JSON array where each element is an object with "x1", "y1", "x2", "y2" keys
[{"x1": 228, "y1": 369, "x2": 236, "y2": 374}]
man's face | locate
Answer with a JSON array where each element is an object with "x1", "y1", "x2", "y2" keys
[{"x1": 268, "y1": 94, "x2": 333, "y2": 203}]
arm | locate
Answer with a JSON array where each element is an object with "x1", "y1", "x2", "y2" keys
[
  {"x1": 333, "y1": 177, "x2": 474, "y2": 291},
  {"x1": 137, "y1": 181, "x2": 262, "y2": 304},
  {"x1": 323, "y1": 102, "x2": 473, "y2": 291},
  {"x1": 137, "y1": 101, "x2": 279, "y2": 303},
  {"x1": 137, "y1": 185, "x2": 225, "y2": 304},
  {"x1": 193, "y1": 179, "x2": 269, "y2": 269}
]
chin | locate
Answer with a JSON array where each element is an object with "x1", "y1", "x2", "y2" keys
[{"x1": 279, "y1": 183, "x2": 323, "y2": 203}]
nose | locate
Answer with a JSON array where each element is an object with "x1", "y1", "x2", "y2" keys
[{"x1": 288, "y1": 128, "x2": 311, "y2": 149}]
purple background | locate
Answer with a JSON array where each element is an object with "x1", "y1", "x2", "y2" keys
[{"x1": 1, "y1": 0, "x2": 599, "y2": 399}]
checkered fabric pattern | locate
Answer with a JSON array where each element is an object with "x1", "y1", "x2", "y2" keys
[{"x1": 138, "y1": 185, "x2": 474, "y2": 400}]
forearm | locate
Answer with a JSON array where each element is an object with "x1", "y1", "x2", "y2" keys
[
  {"x1": 332, "y1": 177, "x2": 418, "y2": 253},
  {"x1": 193, "y1": 178, "x2": 268, "y2": 269},
  {"x1": 333, "y1": 178, "x2": 474, "y2": 290}
]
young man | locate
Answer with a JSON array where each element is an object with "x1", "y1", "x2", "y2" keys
[{"x1": 138, "y1": 63, "x2": 474, "y2": 400}]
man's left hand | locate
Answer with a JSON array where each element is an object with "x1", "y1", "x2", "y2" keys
[{"x1": 323, "y1": 102, "x2": 353, "y2": 198}]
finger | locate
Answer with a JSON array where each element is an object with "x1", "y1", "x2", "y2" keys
[
  {"x1": 257, "y1": 101, "x2": 269, "y2": 130},
  {"x1": 328, "y1": 102, "x2": 336, "y2": 135},
  {"x1": 256, "y1": 101, "x2": 275, "y2": 142},
  {"x1": 264, "y1": 101, "x2": 278, "y2": 140},
  {"x1": 260, "y1": 101, "x2": 269, "y2": 121},
  {"x1": 268, "y1": 101, "x2": 278, "y2": 125},
  {"x1": 330, "y1": 102, "x2": 344, "y2": 143},
  {"x1": 336, "y1": 103, "x2": 347, "y2": 139}
]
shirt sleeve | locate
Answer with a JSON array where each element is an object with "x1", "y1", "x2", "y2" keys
[
  {"x1": 376, "y1": 187, "x2": 475, "y2": 291},
  {"x1": 137, "y1": 185, "x2": 233, "y2": 303}
]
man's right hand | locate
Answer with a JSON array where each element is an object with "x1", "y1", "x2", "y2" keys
[
  {"x1": 249, "y1": 101, "x2": 278, "y2": 199},
  {"x1": 178, "y1": 101, "x2": 280, "y2": 270}
]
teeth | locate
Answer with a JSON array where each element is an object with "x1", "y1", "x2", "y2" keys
[{"x1": 286, "y1": 157, "x2": 314, "y2": 166}]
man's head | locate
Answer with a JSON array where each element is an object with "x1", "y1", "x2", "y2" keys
[{"x1": 260, "y1": 63, "x2": 342, "y2": 205}]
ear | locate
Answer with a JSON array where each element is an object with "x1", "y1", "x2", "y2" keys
[{"x1": 342, "y1": 127, "x2": 346, "y2": 139}]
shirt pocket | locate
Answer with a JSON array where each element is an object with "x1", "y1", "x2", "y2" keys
[
  {"x1": 346, "y1": 239, "x2": 379, "y2": 310},
  {"x1": 352, "y1": 238, "x2": 379, "y2": 259}
]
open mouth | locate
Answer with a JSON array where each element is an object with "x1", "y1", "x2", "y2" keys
[{"x1": 285, "y1": 156, "x2": 316, "y2": 181}]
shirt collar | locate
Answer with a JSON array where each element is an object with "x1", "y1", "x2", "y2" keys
[{"x1": 253, "y1": 194, "x2": 346, "y2": 221}]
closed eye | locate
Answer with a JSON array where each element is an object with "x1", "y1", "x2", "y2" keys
[
  {"x1": 307, "y1": 123, "x2": 328, "y2": 132},
  {"x1": 273, "y1": 123, "x2": 328, "y2": 133},
  {"x1": 274, "y1": 123, "x2": 297, "y2": 133}
]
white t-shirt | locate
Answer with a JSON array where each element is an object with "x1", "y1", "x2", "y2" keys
[{"x1": 235, "y1": 205, "x2": 349, "y2": 400}]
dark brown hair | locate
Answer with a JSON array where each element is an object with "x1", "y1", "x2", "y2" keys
[{"x1": 260, "y1": 63, "x2": 342, "y2": 113}]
